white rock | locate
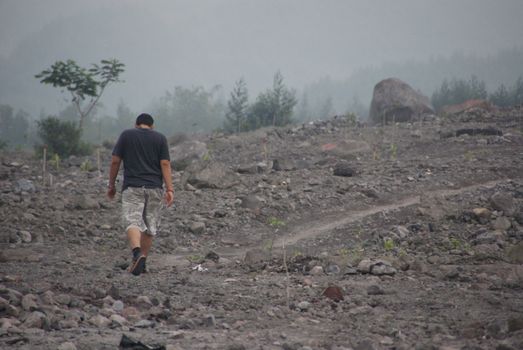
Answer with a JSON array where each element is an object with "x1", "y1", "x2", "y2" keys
[
  {"x1": 112, "y1": 300, "x2": 124, "y2": 312},
  {"x1": 110, "y1": 314, "x2": 127, "y2": 326},
  {"x1": 89, "y1": 315, "x2": 111, "y2": 328},
  {"x1": 309, "y1": 266, "x2": 324, "y2": 275},
  {"x1": 58, "y1": 342, "x2": 77, "y2": 350},
  {"x1": 19, "y1": 231, "x2": 32, "y2": 243},
  {"x1": 21, "y1": 294, "x2": 38, "y2": 311}
]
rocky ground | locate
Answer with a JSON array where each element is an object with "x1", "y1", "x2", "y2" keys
[{"x1": 1, "y1": 107, "x2": 522, "y2": 350}]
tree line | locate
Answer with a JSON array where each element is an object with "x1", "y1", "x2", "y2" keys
[
  {"x1": 431, "y1": 75, "x2": 523, "y2": 112},
  {"x1": 2, "y1": 55, "x2": 522, "y2": 157}
]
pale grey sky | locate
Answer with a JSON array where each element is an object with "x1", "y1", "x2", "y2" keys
[{"x1": 1, "y1": 0, "x2": 522, "y2": 115}]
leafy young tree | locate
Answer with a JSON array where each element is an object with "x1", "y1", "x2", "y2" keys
[
  {"x1": 35, "y1": 59, "x2": 125, "y2": 130},
  {"x1": 224, "y1": 78, "x2": 249, "y2": 134},
  {"x1": 248, "y1": 71, "x2": 297, "y2": 129}
]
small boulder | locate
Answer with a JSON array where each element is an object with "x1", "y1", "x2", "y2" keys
[
  {"x1": 23, "y1": 311, "x2": 48, "y2": 329},
  {"x1": 189, "y1": 222, "x2": 205, "y2": 234},
  {"x1": 14, "y1": 179, "x2": 35, "y2": 194},
  {"x1": 490, "y1": 192, "x2": 516, "y2": 216},
  {"x1": 57, "y1": 342, "x2": 77, "y2": 350},
  {"x1": 322, "y1": 285, "x2": 344, "y2": 302},
  {"x1": 309, "y1": 266, "x2": 324, "y2": 275},
  {"x1": 89, "y1": 315, "x2": 110, "y2": 328},
  {"x1": 333, "y1": 162, "x2": 354, "y2": 177},
  {"x1": 492, "y1": 217, "x2": 512, "y2": 231},
  {"x1": 21, "y1": 294, "x2": 38, "y2": 311}
]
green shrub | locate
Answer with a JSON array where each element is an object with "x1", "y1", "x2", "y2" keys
[{"x1": 36, "y1": 117, "x2": 92, "y2": 157}]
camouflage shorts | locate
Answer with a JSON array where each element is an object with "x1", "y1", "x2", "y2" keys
[{"x1": 121, "y1": 187, "x2": 165, "y2": 236}]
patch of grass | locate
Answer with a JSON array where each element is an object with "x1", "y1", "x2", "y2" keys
[
  {"x1": 389, "y1": 143, "x2": 397, "y2": 160},
  {"x1": 50, "y1": 153, "x2": 61, "y2": 170},
  {"x1": 80, "y1": 159, "x2": 93, "y2": 172},
  {"x1": 384, "y1": 238, "x2": 395, "y2": 251},
  {"x1": 268, "y1": 217, "x2": 286, "y2": 228},
  {"x1": 186, "y1": 254, "x2": 204, "y2": 264}
]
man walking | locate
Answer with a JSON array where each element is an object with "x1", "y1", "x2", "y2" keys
[{"x1": 107, "y1": 113, "x2": 174, "y2": 276}]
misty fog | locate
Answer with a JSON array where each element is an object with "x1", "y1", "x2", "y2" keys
[{"x1": 1, "y1": 0, "x2": 523, "y2": 143}]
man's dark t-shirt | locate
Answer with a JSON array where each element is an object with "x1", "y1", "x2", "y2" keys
[{"x1": 112, "y1": 128, "x2": 170, "y2": 191}]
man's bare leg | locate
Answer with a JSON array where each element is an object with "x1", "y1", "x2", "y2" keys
[
  {"x1": 140, "y1": 232, "x2": 153, "y2": 257},
  {"x1": 127, "y1": 227, "x2": 142, "y2": 249}
]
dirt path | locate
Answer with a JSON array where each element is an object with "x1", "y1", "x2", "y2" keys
[
  {"x1": 277, "y1": 178, "x2": 514, "y2": 247},
  {"x1": 156, "y1": 177, "x2": 515, "y2": 269}
]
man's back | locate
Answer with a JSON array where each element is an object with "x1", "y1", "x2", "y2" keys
[{"x1": 112, "y1": 128, "x2": 170, "y2": 190}]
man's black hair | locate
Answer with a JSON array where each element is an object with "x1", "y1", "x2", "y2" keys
[{"x1": 136, "y1": 113, "x2": 154, "y2": 126}]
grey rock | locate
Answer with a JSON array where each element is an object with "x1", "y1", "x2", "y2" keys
[
  {"x1": 189, "y1": 222, "x2": 205, "y2": 234},
  {"x1": 492, "y1": 216, "x2": 511, "y2": 231},
  {"x1": 72, "y1": 195, "x2": 99, "y2": 210},
  {"x1": 473, "y1": 231, "x2": 503, "y2": 245},
  {"x1": 14, "y1": 179, "x2": 35, "y2": 194},
  {"x1": 112, "y1": 300, "x2": 124, "y2": 312},
  {"x1": 202, "y1": 314, "x2": 216, "y2": 327},
  {"x1": 110, "y1": 314, "x2": 127, "y2": 326},
  {"x1": 506, "y1": 242, "x2": 523, "y2": 264},
  {"x1": 57, "y1": 342, "x2": 77, "y2": 350},
  {"x1": 169, "y1": 140, "x2": 208, "y2": 171},
  {"x1": 9, "y1": 232, "x2": 21, "y2": 244},
  {"x1": 296, "y1": 301, "x2": 311, "y2": 311},
  {"x1": 136, "y1": 295, "x2": 153, "y2": 308},
  {"x1": 393, "y1": 225, "x2": 410, "y2": 239},
  {"x1": 357, "y1": 259, "x2": 373, "y2": 273},
  {"x1": 183, "y1": 161, "x2": 239, "y2": 189},
  {"x1": 309, "y1": 266, "x2": 324, "y2": 275},
  {"x1": 19, "y1": 231, "x2": 32, "y2": 243},
  {"x1": 89, "y1": 315, "x2": 111, "y2": 328},
  {"x1": 333, "y1": 162, "x2": 354, "y2": 177},
  {"x1": 325, "y1": 264, "x2": 341, "y2": 275},
  {"x1": 240, "y1": 195, "x2": 264, "y2": 210},
  {"x1": 369, "y1": 78, "x2": 433, "y2": 124},
  {"x1": 23, "y1": 311, "x2": 48, "y2": 329},
  {"x1": 371, "y1": 264, "x2": 397, "y2": 276},
  {"x1": 2, "y1": 288, "x2": 23, "y2": 305},
  {"x1": 243, "y1": 249, "x2": 269, "y2": 267},
  {"x1": 134, "y1": 319, "x2": 156, "y2": 328},
  {"x1": 0, "y1": 296, "x2": 10, "y2": 309},
  {"x1": 367, "y1": 285, "x2": 385, "y2": 295},
  {"x1": 490, "y1": 192, "x2": 516, "y2": 216},
  {"x1": 55, "y1": 294, "x2": 71, "y2": 306},
  {"x1": 58, "y1": 319, "x2": 78, "y2": 329},
  {"x1": 354, "y1": 339, "x2": 376, "y2": 350},
  {"x1": 21, "y1": 294, "x2": 38, "y2": 311},
  {"x1": 272, "y1": 159, "x2": 298, "y2": 171}
]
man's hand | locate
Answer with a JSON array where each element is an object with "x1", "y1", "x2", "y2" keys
[
  {"x1": 164, "y1": 190, "x2": 174, "y2": 207},
  {"x1": 107, "y1": 185, "x2": 116, "y2": 200}
]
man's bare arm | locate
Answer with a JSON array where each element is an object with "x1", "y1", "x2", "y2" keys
[
  {"x1": 107, "y1": 155, "x2": 121, "y2": 200},
  {"x1": 160, "y1": 159, "x2": 174, "y2": 206}
]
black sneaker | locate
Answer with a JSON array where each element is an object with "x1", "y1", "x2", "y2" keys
[{"x1": 129, "y1": 255, "x2": 146, "y2": 276}]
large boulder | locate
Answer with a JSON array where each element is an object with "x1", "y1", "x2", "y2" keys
[
  {"x1": 369, "y1": 78, "x2": 434, "y2": 124},
  {"x1": 182, "y1": 161, "x2": 239, "y2": 189},
  {"x1": 169, "y1": 140, "x2": 208, "y2": 171}
]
